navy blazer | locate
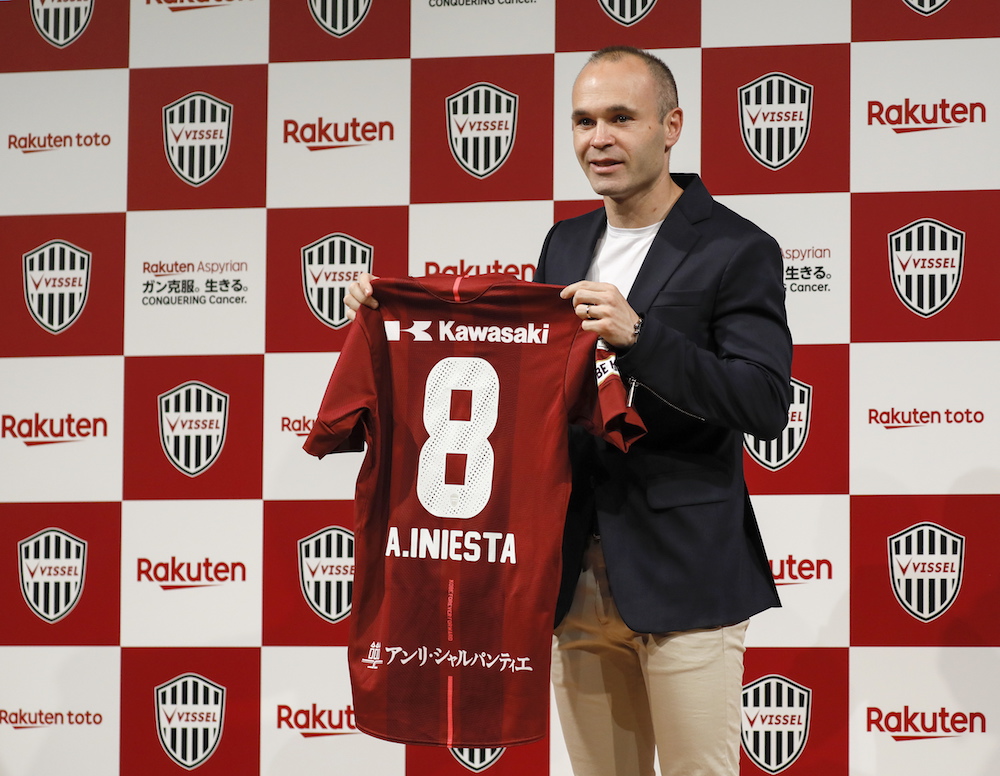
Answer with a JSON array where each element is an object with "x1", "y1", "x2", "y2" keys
[{"x1": 537, "y1": 174, "x2": 793, "y2": 633}]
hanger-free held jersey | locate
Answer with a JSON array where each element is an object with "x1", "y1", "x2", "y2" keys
[{"x1": 304, "y1": 274, "x2": 644, "y2": 747}]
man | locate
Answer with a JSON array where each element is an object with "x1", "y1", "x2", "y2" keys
[{"x1": 346, "y1": 46, "x2": 792, "y2": 776}]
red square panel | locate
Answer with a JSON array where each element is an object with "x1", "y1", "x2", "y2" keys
[
  {"x1": 265, "y1": 206, "x2": 409, "y2": 353},
  {"x1": 555, "y1": 0, "x2": 699, "y2": 52},
  {"x1": 123, "y1": 355, "x2": 264, "y2": 500},
  {"x1": 0, "y1": 212, "x2": 125, "y2": 357},
  {"x1": 411, "y1": 55, "x2": 553, "y2": 205},
  {"x1": 0, "y1": 0, "x2": 128, "y2": 73},
  {"x1": 269, "y1": 0, "x2": 409, "y2": 62},
  {"x1": 851, "y1": 190, "x2": 1000, "y2": 343},
  {"x1": 742, "y1": 648, "x2": 849, "y2": 776},
  {"x1": 852, "y1": 0, "x2": 1000, "y2": 42},
  {"x1": 0, "y1": 502, "x2": 120, "y2": 646},
  {"x1": 702, "y1": 45, "x2": 850, "y2": 195},
  {"x1": 744, "y1": 344, "x2": 849, "y2": 495},
  {"x1": 121, "y1": 647, "x2": 261, "y2": 775},
  {"x1": 262, "y1": 500, "x2": 354, "y2": 647},
  {"x1": 127, "y1": 66, "x2": 267, "y2": 211},
  {"x1": 851, "y1": 495, "x2": 1000, "y2": 647}
]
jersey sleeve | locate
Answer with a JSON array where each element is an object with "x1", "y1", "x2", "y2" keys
[
  {"x1": 565, "y1": 329, "x2": 646, "y2": 452},
  {"x1": 302, "y1": 311, "x2": 379, "y2": 459}
]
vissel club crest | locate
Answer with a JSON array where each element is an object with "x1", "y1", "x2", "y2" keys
[
  {"x1": 23, "y1": 240, "x2": 91, "y2": 334},
  {"x1": 447, "y1": 83, "x2": 518, "y2": 179},
  {"x1": 450, "y1": 747, "x2": 506, "y2": 772},
  {"x1": 158, "y1": 381, "x2": 230, "y2": 477},
  {"x1": 298, "y1": 526, "x2": 355, "y2": 624},
  {"x1": 745, "y1": 377, "x2": 812, "y2": 471},
  {"x1": 302, "y1": 233, "x2": 373, "y2": 329},
  {"x1": 18, "y1": 528, "x2": 87, "y2": 623},
  {"x1": 598, "y1": 0, "x2": 657, "y2": 26},
  {"x1": 902, "y1": 0, "x2": 951, "y2": 15},
  {"x1": 889, "y1": 522, "x2": 965, "y2": 622},
  {"x1": 163, "y1": 92, "x2": 233, "y2": 187},
  {"x1": 30, "y1": 0, "x2": 93, "y2": 48},
  {"x1": 155, "y1": 673, "x2": 226, "y2": 770},
  {"x1": 739, "y1": 73, "x2": 813, "y2": 170},
  {"x1": 308, "y1": 0, "x2": 371, "y2": 37},
  {"x1": 888, "y1": 218, "x2": 964, "y2": 318},
  {"x1": 741, "y1": 675, "x2": 812, "y2": 774}
]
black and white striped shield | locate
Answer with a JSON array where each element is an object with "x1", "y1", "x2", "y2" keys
[
  {"x1": 163, "y1": 92, "x2": 233, "y2": 187},
  {"x1": 23, "y1": 240, "x2": 91, "y2": 334},
  {"x1": 158, "y1": 381, "x2": 230, "y2": 477},
  {"x1": 18, "y1": 528, "x2": 87, "y2": 623},
  {"x1": 155, "y1": 673, "x2": 226, "y2": 770}
]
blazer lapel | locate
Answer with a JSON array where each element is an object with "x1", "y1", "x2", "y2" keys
[{"x1": 626, "y1": 175, "x2": 709, "y2": 314}]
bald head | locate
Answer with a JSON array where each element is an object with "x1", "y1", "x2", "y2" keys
[{"x1": 584, "y1": 46, "x2": 678, "y2": 121}]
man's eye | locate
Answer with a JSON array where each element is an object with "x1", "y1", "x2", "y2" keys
[{"x1": 614, "y1": 115, "x2": 631, "y2": 123}]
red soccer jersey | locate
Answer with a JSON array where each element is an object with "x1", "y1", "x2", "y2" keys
[{"x1": 303, "y1": 274, "x2": 643, "y2": 747}]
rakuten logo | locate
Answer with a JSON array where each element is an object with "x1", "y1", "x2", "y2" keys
[
  {"x1": 283, "y1": 118, "x2": 394, "y2": 150},
  {"x1": 868, "y1": 407, "x2": 985, "y2": 429},
  {"x1": 1, "y1": 413, "x2": 108, "y2": 445},
  {"x1": 868, "y1": 99, "x2": 986, "y2": 133},
  {"x1": 769, "y1": 554, "x2": 833, "y2": 586},
  {"x1": 276, "y1": 703, "x2": 358, "y2": 737},
  {"x1": 867, "y1": 706, "x2": 986, "y2": 740},
  {"x1": 425, "y1": 260, "x2": 535, "y2": 281},
  {"x1": 137, "y1": 556, "x2": 247, "y2": 589}
]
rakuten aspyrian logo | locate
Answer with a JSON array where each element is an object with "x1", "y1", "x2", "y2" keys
[
  {"x1": 868, "y1": 98, "x2": 986, "y2": 133},
  {"x1": 19, "y1": 528, "x2": 87, "y2": 623},
  {"x1": 447, "y1": 82, "x2": 518, "y2": 179},
  {"x1": 155, "y1": 673, "x2": 226, "y2": 769},
  {"x1": 284, "y1": 118, "x2": 394, "y2": 151},
  {"x1": 867, "y1": 704, "x2": 985, "y2": 741},
  {"x1": 157, "y1": 381, "x2": 229, "y2": 477}
]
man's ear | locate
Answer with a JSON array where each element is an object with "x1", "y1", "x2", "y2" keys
[{"x1": 664, "y1": 107, "x2": 683, "y2": 152}]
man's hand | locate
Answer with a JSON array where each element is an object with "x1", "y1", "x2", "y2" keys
[
  {"x1": 561, "y1": 280, "x2": 641, "y2": 350},
  {"x1": 345, "y1": 272, "x2": 380, "y2": 322}
]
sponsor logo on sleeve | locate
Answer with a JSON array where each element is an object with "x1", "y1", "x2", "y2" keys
[
  {"x1": 741, "y1": 674, "x2": 811, "y2": 774},
  {"x1": 301, "y1": 233, "x2": 372, "y2": 329},
  {"x1": 155, "y1": 673, "x2": 226, "y2": 769},
  {"x1": 745, "y1": 377, "x2": 812, "y2": 471},
  {"x1": 888, "y1": 218, "x2": 964, "y2": 317},
  {"x1": 157, "y1": 381, "x2": 229, "y2": 477},
  {"x1": 447, "y1": 83, "x2": 518, "y2": 179},
  {"x1": 18, "y1": 527, "x2": 87, "y2": 623},
  {"x1": 739, "y1": 73, "x2": 813, "y2": 170},
  {"x1": 23, "y1": 240, "x2": 91, "y2": 334},
  {"x1": 163, "y1": 92, "x2": 233, "y2": 187},
  {"x1": 888, "y1": 522, "x2": 964, "y2": 622}
]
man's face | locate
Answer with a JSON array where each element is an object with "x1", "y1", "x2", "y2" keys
[{"x1": 571, "y1": 56, "x2": 679, "y2": 204}]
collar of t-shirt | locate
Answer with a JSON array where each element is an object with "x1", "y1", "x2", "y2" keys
[{"x1": 585, "y1": 220, "x2": 664, "y2": 301}]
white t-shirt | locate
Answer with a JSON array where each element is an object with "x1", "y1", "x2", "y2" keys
[{"x1": 585, "y1": 220, "x2": 664, "y2": 298}]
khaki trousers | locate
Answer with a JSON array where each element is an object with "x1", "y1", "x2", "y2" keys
[{"x1": 551, "y1": 538, "x2": 747, "y2": 776}]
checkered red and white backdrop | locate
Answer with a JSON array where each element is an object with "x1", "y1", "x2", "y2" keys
[{"x1": 2, "y1": 0, "x2": 999, "y2": 773}]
